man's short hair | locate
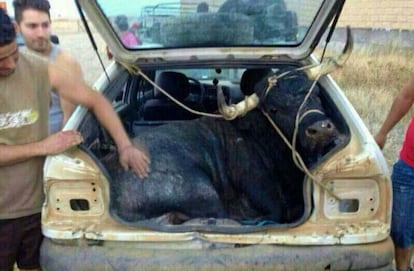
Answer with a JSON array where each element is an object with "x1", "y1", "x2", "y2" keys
[
  {"x1": 0, "y1": 8, "x2": 16, "y2": 46},
  {"x1": 13, "y1": 0, "x2": 51, "y2": 23}
]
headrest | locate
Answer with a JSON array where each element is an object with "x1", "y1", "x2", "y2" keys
[
  {"x1": 240, "y1": 68, "x2": 272, "y2": 95},
  {"x1": 154, "y1": 71, "x2": 190, "y2": 101}
]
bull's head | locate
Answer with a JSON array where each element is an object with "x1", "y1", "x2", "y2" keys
[
  {"x1": 218, "y1": 27, "x2": 353, "y2": 121},
  {"x1": 256, "y1": 73, "x2": 340, "y2": 158}
]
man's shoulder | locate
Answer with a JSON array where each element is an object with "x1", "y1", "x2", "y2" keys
[
  {"x1": 56, "y1": 49, "x2": 80, "y2": 65},
  {"x1": 54, "y1": 49, "x2": 83, "y2": 76}
]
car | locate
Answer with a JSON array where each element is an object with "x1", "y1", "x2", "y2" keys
[{"x1": 40, "y1": 0, "x2": 394, "y2": 270}]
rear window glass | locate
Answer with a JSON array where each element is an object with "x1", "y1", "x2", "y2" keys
[{"x1": 96, "y1": 0, "x2": 325, "y2": 49}]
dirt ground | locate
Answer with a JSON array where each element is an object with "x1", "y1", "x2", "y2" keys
[{"x1": 57, "y1": 32, "x2": 111, "y2": 85}]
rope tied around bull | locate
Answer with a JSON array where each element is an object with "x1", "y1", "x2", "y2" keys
[
  {"x1": 118, "y1": 62, "x2": 225, "y2": 119},
  {"x1": 261, "y1": 71, "x2": 341, "y2": 200},
  {"x1": 121, "y1": 61, "x2": 341, "y2": 200}
]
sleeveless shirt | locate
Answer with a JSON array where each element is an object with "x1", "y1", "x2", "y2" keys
[
  {"x1": 0, "y1": 51, "x2": 50, "y2": 219},
  {"x1": 48, "y1": 45, "x2": 64, "y2": 134},
  {"x1": 400, "y1": 116, "x2": 414, "y2": 167}
]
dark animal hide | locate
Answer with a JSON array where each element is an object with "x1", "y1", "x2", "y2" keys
[{"x1": 102, "y1": 71, "x2": 340, "y2": 227}]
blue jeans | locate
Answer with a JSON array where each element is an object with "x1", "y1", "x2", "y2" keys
[{"x1": 391, "y1": 159, "x2": 414, "y2": 248}]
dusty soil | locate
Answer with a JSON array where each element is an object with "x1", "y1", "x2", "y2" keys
[{"x1": 57, "y1": 32, "x2": 111, "y2": 85}]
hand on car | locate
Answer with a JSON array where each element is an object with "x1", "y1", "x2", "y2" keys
[
  {"x1": 118, "y1": 145, "x2": 151, "y2": 178},
  {"x1": 41, "y1": 130, "x2": 83, "y2": 155}
]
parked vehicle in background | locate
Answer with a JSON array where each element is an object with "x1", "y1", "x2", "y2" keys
[{"x1": 40, "y1": 0, "x2": 393, "y2": 270}]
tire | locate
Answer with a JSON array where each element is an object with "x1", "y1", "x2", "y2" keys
[{"x1": 160, "y1": 13, "x2": 254, "y2": 47}]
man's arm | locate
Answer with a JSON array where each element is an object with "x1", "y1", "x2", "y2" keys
[
  {"x1": 48, "y1": 59, "x2": 150, "y2": 178},
  {"x1": 375, "y1": 75, "x2": 414, "y2": 148},
  {"x1": 56, "y1": 51, "x2": 82, "y2": 126},
  {"x1": 0, "y1": 130, "x2": 83, "y2": 166},
  {"x1": 60, "y1": 97, "x2": 76, "y2": 125}
]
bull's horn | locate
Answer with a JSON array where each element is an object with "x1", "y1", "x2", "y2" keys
[
  {"x1": 217, "y1": 85, "x2": 259, "y2": 120},
  {"x1": 307, "y1": 26, "x2": 353, "y2": 80}
]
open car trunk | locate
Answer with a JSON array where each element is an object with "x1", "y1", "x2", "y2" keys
[{"x1": 76, "y1": 63, "x2": 349, "y2": 233}]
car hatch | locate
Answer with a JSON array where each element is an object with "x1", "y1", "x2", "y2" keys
[{"x1": 76, "y1": 0, "x2": 346, "y2": 65}]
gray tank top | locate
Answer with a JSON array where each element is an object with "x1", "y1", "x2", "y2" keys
[{"x1": 49, "y1": 44, "x2": 63, "y2": 134}]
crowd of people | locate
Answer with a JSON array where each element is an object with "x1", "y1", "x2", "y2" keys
[{"x1": 1, "y1": 1, "x2": 414, "y2": 271}]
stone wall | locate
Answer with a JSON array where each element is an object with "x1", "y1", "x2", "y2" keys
[
  {"x1": 336, "y1": 0, "x2": 414, "y2": 48},
  {"x1": 53, "y1": 0, "x2": 414, "y2": 32},
  {"x1": 51, "y1": 0, "x2": 414, "y2": 48},
  {"x1": 339, "y1": 0, "x2": 414, "y2": 30}
]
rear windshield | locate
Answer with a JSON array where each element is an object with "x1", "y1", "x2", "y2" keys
[{"x1": 96, "y1": 0, "x2": 325, "y2": 49}]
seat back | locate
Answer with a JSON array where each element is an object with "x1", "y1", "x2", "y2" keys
[
  {"x1": 153, "y1": 71, "x2": 190, "y2": 101},
  {"x1": 240, "y1": 68, "x2": 272, "y2": 95},
  {"x1": 143, "y1": 71, "x2": 198, "y2": 120}
]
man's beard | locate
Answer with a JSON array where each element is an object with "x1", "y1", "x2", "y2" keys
[{"x1": 31, "y1": 39, "x2": 50, "y2": 54}]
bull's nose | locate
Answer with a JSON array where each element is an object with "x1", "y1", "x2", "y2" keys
[{"x1": 305, "y1": 120, "x2": 336, "y2": 138}]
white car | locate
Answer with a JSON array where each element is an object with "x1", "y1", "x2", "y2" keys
[{"x1": 40, "y1": 0, "x2": 393, "y2": 270}]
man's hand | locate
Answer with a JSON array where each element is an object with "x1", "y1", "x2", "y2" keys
[
  {"x1": 40, "y1": 130, "x2": 83, "y2": 155},
  {"x1": 374, "y1": 132, "x2": 386, "y2": 150},
  {"x1": 118, "y1": 145, "x2": 151, "y2": 179}
]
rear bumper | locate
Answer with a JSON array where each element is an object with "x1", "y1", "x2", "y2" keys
[{"x1": 40, "y1": 237, "x2": 394, "y2": 271}]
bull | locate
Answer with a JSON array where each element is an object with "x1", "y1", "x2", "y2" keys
[{"x1": 102, "y1": 31, "x2": 352, "y2": 227}]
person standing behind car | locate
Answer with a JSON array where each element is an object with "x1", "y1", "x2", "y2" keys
[
  {"x1": 375, "y1": 74, "x2": 414, "y2": 271},
  {"x1": 13, "y1": 0, "x2": 80, "y2": 134},
  {"x1": 130, "y1": 22, "x2": 142, "y2": 45},
  {"x1": 114, "y1": 15, "x2": 139, "y2": 47},
  {"x1": 197, "y1": 2, "x2": 209, "y2": 13},
  {"x1": 0, "y1": 9, "x2": 150, "y2": 271},
  {"x1": 106, "y1": 15, "x2": 141, "y2": 60}
]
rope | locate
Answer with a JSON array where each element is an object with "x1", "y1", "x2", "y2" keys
[
  {"x1": 262, "y1": 110, "x2": 340, "y2": 200},
  {"x1": 119, "y1": 61, "x2": 223, "y2": 118},
  {"x1": 291, "y1": 76, "x2": 321, "y2": 170},
  {"x1": 261, "y1": 70, "x2": 341, "y2": 200},
  {"x1": 120, "y1": 61, "x2": 340, "y2": 199}
]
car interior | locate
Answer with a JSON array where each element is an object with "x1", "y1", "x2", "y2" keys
[
  {"x1": 76, "y1": 64, "x2": 349, "y2": 229},
  {"x1": 142, "y1": 71, "x2": 204, "y2": 121}
]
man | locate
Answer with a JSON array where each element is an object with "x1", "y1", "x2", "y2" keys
[
  {"x1": 13, "y1": 0, "x2": 80, "y2": 134},
  {"x1": 375, "y1": 74, "x2": 414, "y2": 271},
  {"x1": 0, "y1": 9, "x2": 150, "y2": 271}
]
